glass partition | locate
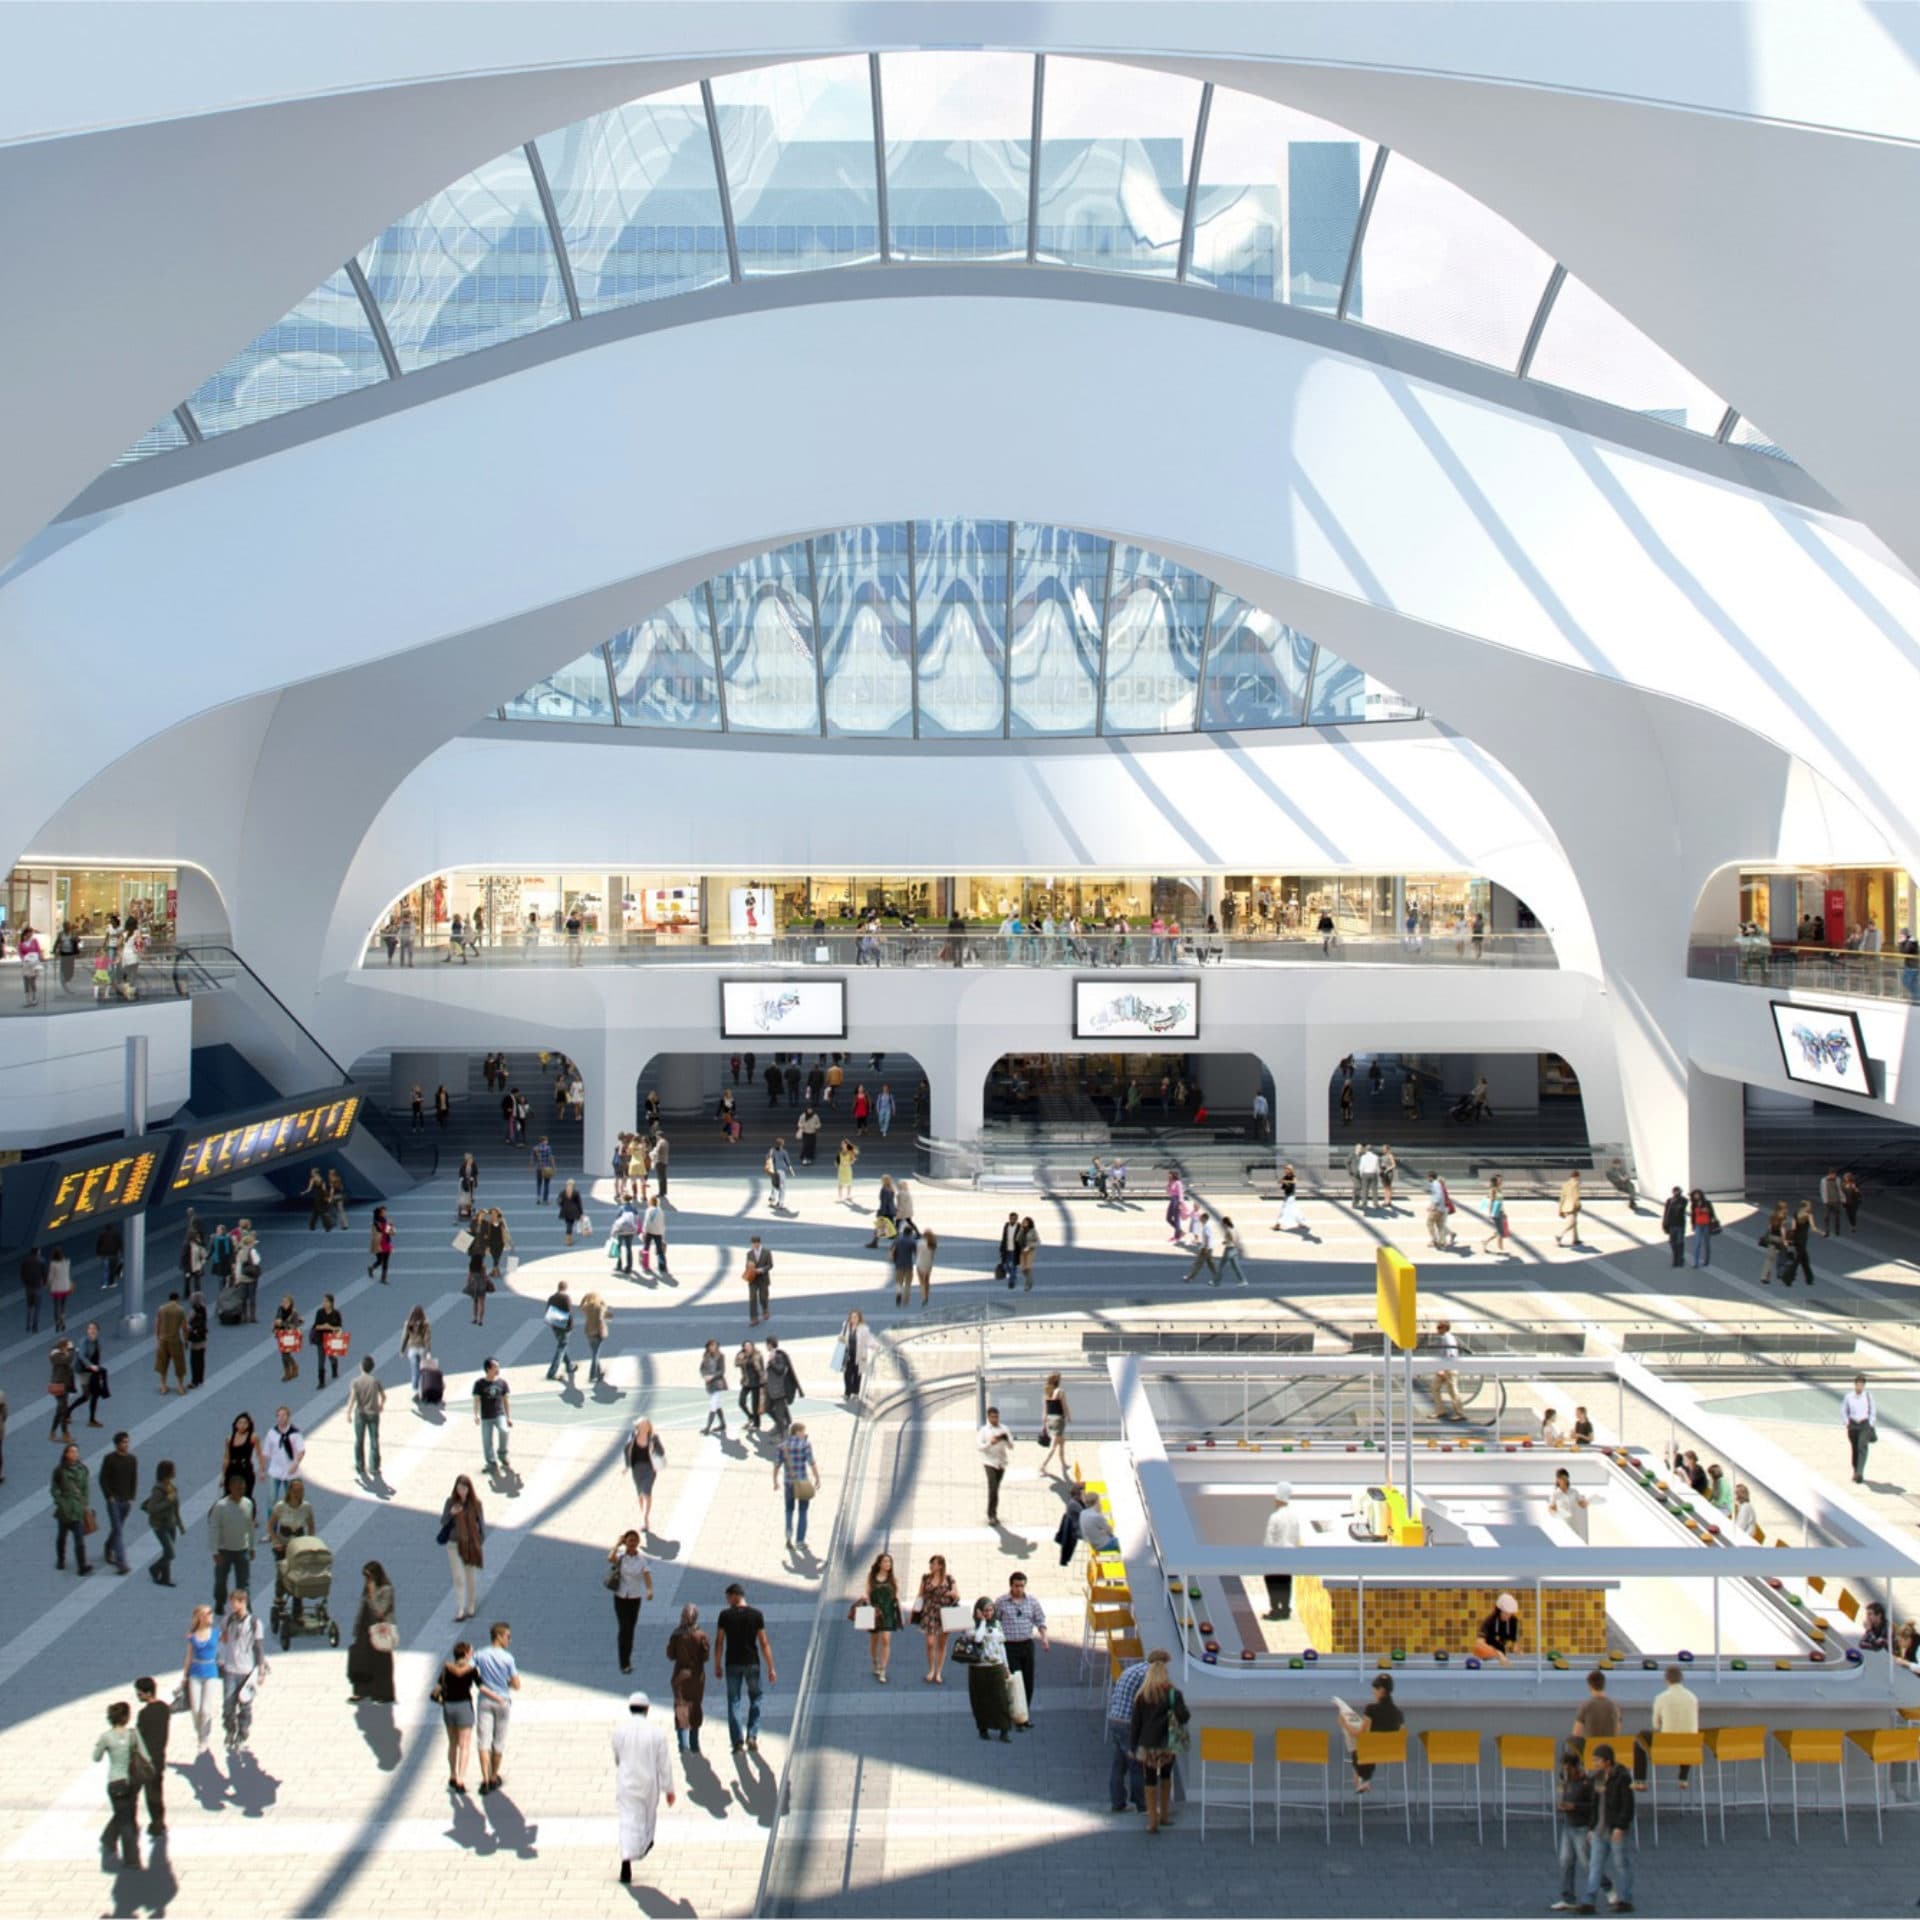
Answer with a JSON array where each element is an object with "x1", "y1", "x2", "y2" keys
[
  {"x1": 882, "y1": 51, "x2": 1034, "y2": 261},
  {"x1": 913, "y1": 517, "x2": 1009, "y2": 735},
  {"x1": 502, "y1": 650, "x2": 615, "y2": 724},
  {"x1": 1008, "y1": 524, "x2": 1106, "y2": 735},
  {"x1": 188, "y1": 267, "x2": 387, "y2": 436},
  {"x1": 816, "y1": 524, "x2": 914, "y2": 736},
  {"x1": 1102, "y1": 544, "x2": 1208, "y2": 732},
  {"x1": 608, "y1": 593, "x2": 722, "y2": 730},
  {"x1": 711, "y1": 540, "x2": 820, "y2": 732},
  {"x1": 1199, "y1": 594, "x2": 1312, "y2": 729},
  {"x1": 1526, "y1": 273, "x2": 1725, "y2": 432}
]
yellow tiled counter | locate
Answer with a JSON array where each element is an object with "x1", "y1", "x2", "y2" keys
[{"x1": 1297, "y1": 1579, "x2": 1608, "y2": 1656}]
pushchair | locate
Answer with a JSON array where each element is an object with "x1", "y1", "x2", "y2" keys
[{"x1": 271, "y1": 1532, "x2": 340, "y2": 1650}]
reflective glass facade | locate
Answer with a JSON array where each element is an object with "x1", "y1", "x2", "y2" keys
[
  {"x1": 496, "y1": 522, "x2": 1422, "y2": 739},
  {"x1": 121, "y1": 57, "x2": 1781, "y2": 469}
]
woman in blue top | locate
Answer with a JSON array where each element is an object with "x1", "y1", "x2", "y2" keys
[
  {"x1": 1480, "y1": 1174, "x2": 1510, "y2": 1257},
  {"x1": 182, "y1": 1603, "x2": 220, "y2": 1754},
  {"x1": 774, "y1": 1422, "x2": 819, "y2": 1550},
  {"x1": 875, "y1": 1086, "x2": 895, "y2": 1137}
]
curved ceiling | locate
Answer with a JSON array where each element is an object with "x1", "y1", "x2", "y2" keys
[
  {"x1": 500, "y1": 518, "x2": 1419, "y2": 740},
  {"x1": 119, "y1": 53, "x2": 1786, "y2": 471}
]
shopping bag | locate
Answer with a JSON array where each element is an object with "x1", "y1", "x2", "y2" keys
[
  {"x1": 504, "y1": 1254, "x2": 520, "y2": 1276},
  {"x1": 851, "y1": 1605, "x2": 877, "y2": 1632},
  {"x1": 829, "y1": 1337, "x2": 848, "y2": 1373},
  {"x1": 1005, "y1": 1670, "x2": 1029, "y2": 1724},
  {"x1": 606, "y1": 1237, "x2": 621, "y2": 1261},
  {"x1": 580, "y1": 1213, "x2": 593, "y2": 1235},
  {"x1": 452, "y1": 1230, "x2": 474, "y2": 1253}
]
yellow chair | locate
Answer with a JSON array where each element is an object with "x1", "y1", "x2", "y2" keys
[
  {"x1": 1847, "y1": 1728, "x2": 1920, "y2": 1844},
  {"x1": 1495, "y1": 1734, "x2": 1558, "y2": 1848},
  {"x1": 1199, "y1": 1727, "x2": 1257, "y2": 1841},
  {"x1": 1837, "y1": 1589, "x2": 1861, "y2": 1622},
  {"x1": 1081, "y1": 1604, "x2": 1135, "y2": 1690},
  {"x1": 1646, "y1": 1732, "x2": 1708, "y2": 1845},
  {"x1": 1274, "y1": 1728, "x2": 1332, "y2": 1844},
  {"x1": 1703, "y1": 1725, "x2": 1770, "y2": 1840},
  {"x1": 1108, "y1": 1636, "x2": 1144, "y2": 1683},
  {"x1": 1353, "y1": 1729, "x2": 1412, "y2": 1844},
  {"x1": 1417, "y1": 1729, "x2": 1483, "y2": 1844},
  {"x1": 1773, "y1": 1729, "x2": 1849, "y2": 1843}
]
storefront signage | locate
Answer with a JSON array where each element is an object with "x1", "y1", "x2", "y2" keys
[
  {"x1": 1769, "y1": 1002, "x2": 1873, "y2": 1098},
  {"x1": 169, "y1": 1092, "x2": 362, "y2": 1192},
  {"x1": 719, "y1": 979, "x2": 846, "y2": 1039},
  {"x1": 1072, "y1": 978, "x2": 1200, "y2": 1040}
]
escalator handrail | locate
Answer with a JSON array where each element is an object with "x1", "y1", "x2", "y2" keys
[{"x1": 171, "y1": 941, "x2": 350, "y2": 1081}]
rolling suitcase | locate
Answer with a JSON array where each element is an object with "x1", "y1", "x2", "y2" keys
[
  {"x1": 418, "y1": 1355, "x2": 445, "y2": 1406},
  {"x1": 215, "y1": 1283, "x2": 248, "y2": 1326}
]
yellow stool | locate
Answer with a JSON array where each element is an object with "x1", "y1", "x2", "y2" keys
[
  {"x1": 1646, "y1": 1732, "x2": 1708, "y2": 1845},
  {"x1": 1773, "y1": 1728, "x2": 1849, "y2": 1843},
  {"x1": 1107, "y1": 1637, "x2": 1144, "y2": 1683},
  {"x1": 1199, "y1": 1727, "x2": 1257, "y2": 1841},
  {"x1": 1274, "y1": 1728, "x2": 1332, "y2": 1844},
  {"x1": 1847, "y1": 1728, "x2": 1920, "y2": 1844},
  {"x1": 1081, "y1": 1604, "x2": 1135, "y2": 1691},
  {"x1": 1495, "y1": 1734, "x2": 1558, "y2": 1848},
  {"x1": 1703, "y1": 1725, "x2": 1770, "y2": 1840},
  {"x1": 1353, "y1": 1729, "x2": 1412, "y2": 1844},
  {"x1": 1417, "y1": 1730, "x2": 1483, "y2": 1844}
]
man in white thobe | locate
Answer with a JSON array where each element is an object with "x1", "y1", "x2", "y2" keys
[{"x1": 611, "y1": 1692, "x2": 676, "y2": 1885}]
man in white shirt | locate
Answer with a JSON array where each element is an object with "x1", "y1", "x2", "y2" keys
[
  {"x1": 1262, "y1": 1483, "x2": 1303, "y2": 1620},
  {"x1": 1251, "y1": 1090, "x2": 1270, "y2": 1140},
  {"x1": 978, "y1": 1407, "x2": 1014, "y2": 1524},
  {"x1": 1546, "y1": 1468, "x2": 1590, "y2": 1541},
  {"x1": 1426, "y1": 1174, "x2": 1455, "y2": 1250},
  {"x1": 1358, "y1": 1148, "x2": 1381, "y2": 1209},
  {"x1": 1819, "y1": 1170, "x2": 1844, "y2": 1238},
  {"x1": 1182, "y1": 1211, "x2": 1218, "y2": 1285},
  {"x1": 1429, "y1": 1320, "x2": 1465, "y2": 1421},
  {"x1": 1634, "y1": 1664, "x2": 1698, "y2": 1785},
  {"x1": 1843, "y1": 1374, "x2": 1877, "y2": 1483}
]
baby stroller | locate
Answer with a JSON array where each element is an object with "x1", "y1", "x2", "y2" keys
[{"x1": 272, "y1": 1532, "x2": 340, "y2": 1650}]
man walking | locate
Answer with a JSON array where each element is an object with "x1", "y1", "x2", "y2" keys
[
  {"x1": 1358, "y1": 1144, "x2": 1381, "y2": 1209},
  {"x1": 1104, "y1": 1653, "x2": 1149, "y2": 1814},
  {"x1": 530, "y1": 1136, "x2": 556, "y2": 1204},
  {"x1": 1426, "y1": 1172, "x2": 1456, "y2": 1251},
  {"x1": 1574, "y1": 1745, "x2": 1635, "y2": 1914},
  {"x1": 978, "y1": 1406, "x2": 1014, "y2": 1524},
  {"x1": 766, "y1": 1138, "x2": 792, "y2": 1210},
  {"x1": 762, "y1": 1337, "x2": 800, "y2": 1436},
  {"x1": 474, "y1": 1360, "x2": 513, "y2": 1473},
  {"x1": 1555, "y1": 1172, "x2": 1584, "y2": 1249},
  {"x1": 1843, "y1": 1373, "x2": 1877, "y2": 1484},
  {"x1": 715, "y1": 1582, "x2": 776, "y2": 1753},
  {"x1": 994, "y1": 1573, "x2": 1048, "y2": 1723},
  {"x1": 1659, "y1": 1187, "x2": 1686, "y2": 1268},
  {"x1": 134, "y1": 1678, "x2": 171, "y2": 1835},
  {"x1": 474, "y1": 1621, "x2": 520, "y2": 1794},
  {"x1": 1251, "y1": 1089, "x2": 1270, "y2": 1141},
  {"x1": 651, "y1": 1132, "x2": 671, "y2": 1204},
  {"x1": 209, "y1": 1474, "x2": 254, "y2": 1609},
  {"x1": 153, "y1": 1291, "x2": 188, "y2": 1394},
  {"x1": 348, "y1": 1356, "x2": 386, "y2": 1479},
  {"x1": 98, "y1": 1430, "x2": 138, "y2": 1574},
  {"x1": 545, "y1": 1283, "x2": 577, "y2": 1384},
  {"x1": 612, "y1": 1692, "x2": 676, "y2": 1886},
  {"x1": 641, "y1": 1197, "x2": 669, "y2": 1280},
  {"x1": 1182, "y1": 1210, "x2": 1218, "y2": 1284},
  {"x1": 1820, "y1": 1169, "x2": 1845, "y2": 1238},
  {"x1": 742, "y1": 1236, "x2": 775, "y2": 1323}
]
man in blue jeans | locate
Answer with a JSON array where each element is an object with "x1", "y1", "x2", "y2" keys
[
  {"x1": 97, "y1": 1431, "x2": 138, "y2": 1574},
  {"x1": 1104, "y1": 1654, "x2": 1148, "y2": 1812},
  {"x1": 1574, "y1": 1744, "x2": 1635, "y2": 1914},
  {"x1": 714, "y1": 1582, "x2": 776, "y2": 1752},
  {"x1": 530, "y1": 1137, "x2": 555, "y2": 1204}
]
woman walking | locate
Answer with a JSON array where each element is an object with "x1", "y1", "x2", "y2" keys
[
  {"x1": 556, "y1": 1179, "x2": 585, "y2": 1246},
  {"x1": 914, "y1": 1227, "x2": 939, "y2": 1305},
  {"x1": 47, "y1": 1245, "x2": 73, "y2": 1330},
  {"x1": 961, "y1": 1598, "x2": 1013, "y2": 1742},
  {"x1": 666, "y1": 1605, "x2": 709, "y2": 1753},
  {"x1": 582, "y1": 1291, "x2": 611, "y2": 1385},
  {"x1": 272, "y1": 1295, "x2": 303, "y2": 1382},
  {"x1": 464, "y1": 1237, "x2": 491, "y2": 1326},
  {"x1": 835, "y1": 1139, "x2": 859, "y2": 1204},
  {"x1": 222, "y1": 1413, "x2": 263, "y2": 1504},
  {"x1": 866, "y1": 1175, "x2": 898, "y2": 1248},
  {"x1": 876, "y1": 1084, "x2": 896, "y2": 1137},
  {"x1": 1274, "y1": 1162, "x2": 1303, "y2": 1235},
  {"x1": 915, "y1": 1554, "x2": 960, "y2": 1683},
  {"x1": 1481, "y1": 1174, "x2": 1511, "y2": 1256},
  {"x1": 851, "y1": 1551, "x2": 902, "y2": 1683},
  {"x1": 46, "y1": 1338, "x2": 76, "y2": 1442},
  {"x1": 437, "y1": 1640, "x2": 481, "y2": 1794},
  {"x1": 1164, "y1": 1173, "x2": 1186, "y2": 1243},
  {"x1": 1128, "y1": 1650, "x2": 1191, "y2": 1835},
  {"x1": 699, "y1": 1341, "x2": 728, "y2": 1438},
  {"x1": 607, "y1": 1530, "x2": 655, "y2": 1674},
  {"x1": 838, "y1": 1309, "x2": 869, "y2": 1400},
  {"x1": 346, "y1": 1561, "x2": 397, "y2": 1704},
  {"x1": 1688, "y1": 1188, "x2": 1720, "y2": 1268},
  {"x1": 1217, "y1": 1216, "x2": 1248, "y2": 1285},
  {"x1": 366, "y1": 1207, "x2": 394, "y2": 1285},
  {"x1": 1039, "y1": 1372, "x2": 1071, "y2": 1481},
  {"x1": 92, "y1": 1701, "x2": 149, "y2": 1870},
  {"x1": 776, "y1": 1421, "x2": 819, "y2": 1549},
  {"x1": 1379, "y1": 1146, "x2": 1398, "y2": 1210},
  {"x1": 440, "y1": 1475, "x2": 485, "y2": 1622},
  {"x1": 1784, "y1": 1201, "x2": 1824, "y2": 1285},
  {"x1": 51, "y1": 1440, "x2": 91, "y2": 1575},
  {"x1": 484, "y1": 1207, "x2": 510, "y2": 1280},
  {"x1": 735, "y1": 1341, "x2": 764, "y2": 1431},
  {"x1": 401, "y1": 1306, "x2": 433, "y2": 1399},
  {"x1": 852, "y1": 1085, "x2": 871, "y2": 1134},
  {"x1": 144, "y1": 1458, "x2": 181, "y2": 1586},
  {"x1": 625, "y1": 1419, "x2": 666, "y2": 1535},
  {"x1": 182, "y1": 1603, "x2": 220, "y2": 1753},
  {"x1": 1758, "y1": 1201, "x2": 1790, "y2": 1283},
  {"x1": 1016, "y1": 1216, "x2": 1040, "y2": 1293},
  {"x1": 456, "y1": 1153, "x2": 479, "y2": 1221}
]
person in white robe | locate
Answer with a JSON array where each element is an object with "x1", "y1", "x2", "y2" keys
[{"x1": 611, "y1": 1692, "x2": 676, "y2": 1884}]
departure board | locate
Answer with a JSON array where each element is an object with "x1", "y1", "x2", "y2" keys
[
  {"x1": 168, "y1": 1093, "x2": 362, "y2": 1192},
  {"x1": 36, "y1": 1136, "x2": 173, "y2": 1237}
]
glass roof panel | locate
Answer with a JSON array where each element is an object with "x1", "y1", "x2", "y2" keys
[
  {"x1": 608, "y1": 591, "x2": 722, "y2": 729},
  {"x1": 1033, "y1": 59, "x2": 1198, "y2": 278},
  {"x1": 1525, "y1": 273, "x2": 1725, "y2": 433},
  {"x1": 882, "y1": 52, "x2": 1033, "y2": 262},
  {"x1": 1352, "y1": 150, "x2": 1556, "y2": 366},
  {"x1": 1102, "y1": 543, "x2": 1208, "y2": 732},
  {"x1": 1306, "y1": 649, "x2": 1420, "y2": 724},
  {"x1": 1187, "y1": 92, "x2": 1373, "y2": 310},
  {"x1": 711, "y1": 57, "x2": 880, "y2": 276},
  {"x1": 536, "y1": 89, "x2": 730, "y2": 313},
  {"x1": 1729, "y1": 416, "x2": 1793, "y2": 462},
  {"x1": 114, "y1": 413, "x2": 191, "y2": 466},
  {"x1": 914, "y1": 516, "x2": 1008, "y2": 735},
  {"x1": 1009, "y1": 524, "x2": 1105, "y2": 736},
  {"x1": 818, "y1": 523, "x2": 914, "y2": 736},
  {"x1": 1199, "y1": 595, "x2": 1313, "y2": 729},
  {"x1": 711, "y1": 540, "x2": 820, "y2": 732},
  {"x1": 187, "y1": 267, "x2": 387, "y2": 437},
  {"x1": 503, "y1": 648, "x2": 616, "y2": 723},
  {"x1": 360, "y1": 148, "x2": 567, "y2": 371}
]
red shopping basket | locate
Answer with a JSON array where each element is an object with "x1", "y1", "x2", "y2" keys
[
  {"x1": 320, "y1": 1329, "x2": 351, "y2": 1359},
  {"x1": 274, "y1": 1327, "x2": 303, "y2": 1353}
]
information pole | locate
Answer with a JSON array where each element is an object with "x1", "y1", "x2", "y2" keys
[{"x1": 122, "y1": 1035, "x2": 148, "y2": 1337}]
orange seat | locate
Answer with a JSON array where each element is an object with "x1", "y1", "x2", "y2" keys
[
  {"x1": 1199, "y1": 1727, "x2": 1257, "y2": 1841},
  {"x1": 1274, "y1": 1728, "x2": 1333, "y2": 1845},
  {"x1": 1417, "y1": 1730, "x2": 1483, "y2": 1844}
]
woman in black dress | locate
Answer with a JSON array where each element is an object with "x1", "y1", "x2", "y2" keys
[
  {"x1": 223, "y1": 1413, "x2": 263, "y2": 1503},
  {"x1": 347, "y1": 1560, "x2": 397, "y2": 1704}
]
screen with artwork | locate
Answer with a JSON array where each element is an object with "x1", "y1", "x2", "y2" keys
[
  {"x1": 1073, "y1": 978, "x2": 1200, "y2": 1040},
  {"x1": 1770, "y1": 1002, "x2": 1873, "y2": 1098},
  {"x1": 719, "y1": 979, "x2": 847, "y2": 1039},
  {"x1": 169, "y1": 1092, "x2": 363, "y2": 1192}
]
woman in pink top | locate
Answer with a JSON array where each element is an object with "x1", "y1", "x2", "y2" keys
[{"x1": 16, "y1": 924, "x2": 44, "y2": 1005}]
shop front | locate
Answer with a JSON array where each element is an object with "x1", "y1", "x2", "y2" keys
[{"x1": 2, "y1": 864, "x2": 179, "y2": 943}]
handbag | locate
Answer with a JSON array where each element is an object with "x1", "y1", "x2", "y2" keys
[
  {"x1": 82, "y1": 1507, "x2": 99, "y2": 1535},
  {"x1": 850, "y1": 1604, "x2": 877, "y2": 1632},
  {"x1": 579, "y1": 1214, "x2": 593, "y2": 1235},
  {"x1": 368, "y1": 1620, "x2": 399, "y2": 1653},
  {"x1": 603, "y1": 1565, "x2": 621, "y2": 1592},
  {"x1": 792, "y1": 1476, "x2": 819, "y2": 1502},
  {"x1": 1168, "y1": 1694, "x2": 1192, "y2": 1756},
  {"x1": 127, "y1": 1741, "x2": 156, "y2": 1790},
  {"x1": 452, "y1": 1230, "x2": 474, "y2": 1253}
]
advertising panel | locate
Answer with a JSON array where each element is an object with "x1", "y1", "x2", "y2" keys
[
  {"x1": 1769, "y1": 1001, "x2": 1873, "y2": 1098},
  {"x1": 719, "y1": 979, "x2": 847, "y2": 1039},
  {"x1": 728, "y1": 887, "x2": 776, "y2": 939},
  {"x1": 1071, "y1": 978, "x2": 1200, "y2": 1040}
]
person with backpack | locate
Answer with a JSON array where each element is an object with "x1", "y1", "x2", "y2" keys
[{"x1": 544, "y1": 1283, "x2": 576, "y2": 1385}]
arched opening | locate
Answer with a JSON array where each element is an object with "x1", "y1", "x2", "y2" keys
[
  {"x1": 1326, "y1": 1052, "x2": 1588, "y2": 1156},
  {"x1": 984, "y1": 1052, "x2": 1275, "y2": 1137}
]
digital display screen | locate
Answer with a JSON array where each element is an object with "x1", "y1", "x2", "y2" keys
[
  {"x1": 1770, "y1": 1002, "x2": 1873, "y2": 1098},
  {"x1": 1073, "y1": 978, "x2": 1200, "y2": 1040},
  {"x1": 719, "y1": 979, "x2": 847, "y2": 1039},
  {"x1": 36, "y1": 1136, "x2": 173, "y2": 1238},
  {"x1": 169, "y1": 1093, "x2": 362, "y2": 1191}
]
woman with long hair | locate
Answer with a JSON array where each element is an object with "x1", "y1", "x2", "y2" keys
[
  {"x1": 1040, "y1": 1372, "x2": 1071, "y2": 1481},
  {"x1": 1758, "y1": 1200, "x2": 1790, "y2": 1284},
  {"x1": 272, "y1": 1296, "x2": 303, "y2": 1382},
  {"x1": 852, "y1": 1551, "x2": 902, "y2": 1684},
  {"x1": 608, "y1": 1529, "x2": 654, "y2": 1673},
  {"x1": 915, "y1": 1554, "x2": 960, "y2": 1684},
  {"x1": 223, "y1": 1413, "x2": 263, "y2": 1502},
  {"x1": 401, "y1": 1305, "x2": 432, "y2": 1399},
  {"x1": 366, "y1": 1206, "x2": 394, "y2": 1284},
  {"x1": 347, "y1": 1560, "x2": 397, "y2": 1704},
  {"x1": 181, "y1": 1603, "x2": 220, "y2": 1753},
  {"x1": 625, "y1": 1419, "x2": 666, "y2": 1534},
  {"x1": 438, "y1": 1639, "x2": 481, "y2": 1794},
  {"x1": 914, "y1": 1227, "x2": 939, "y2": 1305},
  {"x1": 1128, "y1": 1650, "x2": 1190, "y2": 1834},
  {"x1": 441, "y1": 1476, "x2": 485, "y2": 1622},
  {"x1": 735, "y1": 1340, "x2": 764, "y2": 1432},
  {"x1": 666, "y1": 1604, "x2": 709, "y2": 1753},
  {"x1": 836, "y1": 1139, "x2": 859, "y2": 1204},
  {"x1": 1480, "y1": 1174, "x2": 1510, "y2": 1257}
]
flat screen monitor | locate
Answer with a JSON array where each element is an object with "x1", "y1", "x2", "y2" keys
[
  {"x1": 1770, "y1": 1001, "x2": 1873, "y2": 1098},
  {"x1": 168, "y1": 1092, "x2": 363, "y2": 1192},
  {"x1": 719, "y1": 978, "x2": 847, "y2": 1040},
  {"x1": 32, "y1": 1133, "x2": 175, "y2": 1239},
  {"x1": 1073, "y1": 977, "x2": 1200, "y2": 1040}
]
